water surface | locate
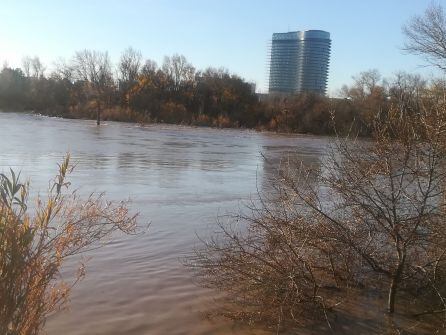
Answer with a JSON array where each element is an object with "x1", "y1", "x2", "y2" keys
[{"x1": 0, "y1": 112, "x2": 329, "y2": 334}]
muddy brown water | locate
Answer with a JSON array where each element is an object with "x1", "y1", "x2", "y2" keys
[
  {"x1": 0, "y1": 112, "x2": 329, "y2": 334},
  {"x1": 2, "y1": 112, "x2": 438, "y2": 334}
]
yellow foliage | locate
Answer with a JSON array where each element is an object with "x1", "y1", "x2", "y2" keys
[{"x1": 0, "y1": 156, "x2": 138, "y2": 334}]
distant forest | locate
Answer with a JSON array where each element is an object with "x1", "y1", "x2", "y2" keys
[{"x1": 0, "y1": 48, "x2": 441, "y2": 135}]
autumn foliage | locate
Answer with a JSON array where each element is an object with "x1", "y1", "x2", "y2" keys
[
  {"x1": 190, "y1": 98, "x2": 446, "y2": 333},
  {"x1": 0, "y1": 156, "x2": 137, "y2": 334},
  {"x1": 1, "y1": 44, "x2": 444, "y2": 136}
]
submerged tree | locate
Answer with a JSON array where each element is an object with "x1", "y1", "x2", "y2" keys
[
  {"x1": 71, "y1": 50, "x2": 114, "y2": 125},
  {"x1": 0, "y1": 155, "x2": 137, "y2": 334},
  {"x1": 191, "y1": 100, "x2": 446, "y2": 332}
]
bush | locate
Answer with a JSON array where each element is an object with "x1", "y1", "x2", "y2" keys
[
  {"x1": 159, "y1": 102, "x2": 189, "y2": 124},
  {"x1": 190, "y1": 102, "x2": 446, "y2": 333},
  {"x1": 0, "y1": 155, "x2": 137, "y2": 334}
]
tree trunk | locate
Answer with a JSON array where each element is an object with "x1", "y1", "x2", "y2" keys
[
  {"x1": 97, "y1": 102, "x2": 101, "y2": 125},
  {"x1": 387, "y1": 258, "x2": 405, "y2": 314},
  {"x1": 387, "y1": 276, "x2": 398, "y2": 314}
]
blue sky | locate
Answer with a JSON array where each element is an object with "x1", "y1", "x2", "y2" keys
[{"x1": 0, "y1": 0, "x2": 444, "y2": 95}]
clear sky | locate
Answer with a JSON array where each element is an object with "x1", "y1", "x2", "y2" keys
[{"x1": 0, "y1": 0, "x2": 444, "y2": 95}]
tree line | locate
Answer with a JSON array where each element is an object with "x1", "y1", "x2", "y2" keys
[
  {"x1": 1, "y1": 48, "x2": 445, "y2": 134},
  {"x1": 0, "y1": 50, "x2": 260, "y2": 127}
]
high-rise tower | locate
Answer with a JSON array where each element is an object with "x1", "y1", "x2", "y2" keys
[{"x1": 268, "y1": 30, "x2": 331, "y2": 95}]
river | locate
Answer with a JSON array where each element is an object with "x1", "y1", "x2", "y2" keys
[{"x1": 0, "y1": 112, "x2": 329, "y2": 334}]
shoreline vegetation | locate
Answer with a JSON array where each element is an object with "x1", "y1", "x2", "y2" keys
[
  {"x1": 188, "y1": 4, "x2": 446, "y2": 334},
  {"x1": 191, "y1": 104, "x2": 446, "y2": 334},
  {"x1": 2, "y1": 2, "x2": 446, "y2": 335},
  {"x1": 1, "y1": 49, "x2": 443, "y2": 136},
  {"x1": 0, "y1": 155, "x2": 137, "y2": 334}
]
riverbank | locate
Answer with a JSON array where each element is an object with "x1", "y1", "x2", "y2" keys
[
  {"x1": 1, "y1": 104, "x2": 356, "y2": 137},
  {"x1": 0, "y1": 61, "x2": 374, "y2": 136}
]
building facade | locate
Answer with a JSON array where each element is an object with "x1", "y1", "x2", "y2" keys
[{"x1": 269, "y1": 30, "x2": 331, "y2": 95}]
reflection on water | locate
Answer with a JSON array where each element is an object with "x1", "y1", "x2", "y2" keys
[{"x1": 0, "y1": 112, "x2": 330, "y2": 335}]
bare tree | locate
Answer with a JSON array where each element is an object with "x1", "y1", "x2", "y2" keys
[
  {"x1": 162, "y1": 54, "x2": 195, "y2": 91},
  {"x1": 191, "y1": 101, "x2": 446, "y2": 332},
  {"x1": 388, "y1": 71, "x2": 426, "y2": 113},
  {"x1": 117, "y1": 47, "x2": 142, "y2": 107},
  {"x1": 30, "y1": 56, "x2": 45, "y2": 78},
  {"x1": 51, "y1": 57, "x2": 74, "y2": 81},
  {"x1": 21, "y1": 56, "x2": 32, "y2": 77},
  {"x1": 342, "y1": 69, "x2": 383, "y2": 100},
  {"x1": 72, "y1": 50, "x2": 114, "y2": 125},
  {"x1": 118, "y1": 47, "x2": 142, "y2": 84},
  {"x1": 141, "y1": 59, "x2": 158, "y2": 77},
  {"x1": 403, "y1": 3, "x2": 446, "y2": 71}
]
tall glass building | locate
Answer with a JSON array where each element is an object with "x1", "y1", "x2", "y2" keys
[{"x1": 269, "y1": 30, "x2": 331, "y2": 95}]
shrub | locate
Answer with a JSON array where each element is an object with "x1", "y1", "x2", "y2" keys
[
  {"x1": 0, "y1": 155, "x2": 137, "y2": 334},
  {"x1": 190, "y1": 102, "x2": 446, "y2": 333}
]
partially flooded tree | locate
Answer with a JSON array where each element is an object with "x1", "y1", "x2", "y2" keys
[
  {"x1": 0, "y1": 155, "x2": 137, "y2": 334},
  {"x1": 72, "y1": 50, "x2": 114, "y2": 125},
  {"x1": 191, "y1": 101, "x2": 446, "y2": 332},
  {"x1": 403, "y1": 3, "x2": 446, "y2": 71}
]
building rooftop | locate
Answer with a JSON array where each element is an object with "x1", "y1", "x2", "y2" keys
[{"x1": 272, "y1": 30, "x2": 330, "y2": 41}]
